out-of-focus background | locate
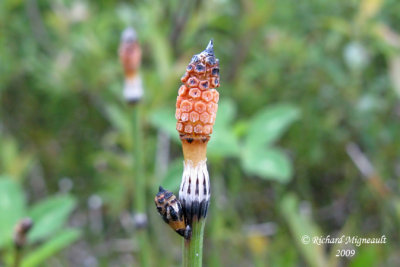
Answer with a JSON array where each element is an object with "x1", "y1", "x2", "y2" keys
[{"x1": 1, "y1": 0, "x2": 400, "y2": 266}]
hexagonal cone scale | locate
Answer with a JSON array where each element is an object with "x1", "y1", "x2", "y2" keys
[{"x1": 175, "y1": 40, "x2": 220, "y2": 165}]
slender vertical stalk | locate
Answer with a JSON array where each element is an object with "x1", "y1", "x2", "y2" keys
[
  {"x1": 183, "y1": 219, "x2": 206, "y2": 267},
  {"x1": 13, "y1": 249, "x2": 21, "y2": 267},
  {"x1": 132, "y1": 106, "x2": 145, "y2": 212},
  {"x1": 119, "y1": 27, "x2": 149, "y2": 266},
  {"x1": 131, "y1": 105, "x2": 150, "y2": 267}
]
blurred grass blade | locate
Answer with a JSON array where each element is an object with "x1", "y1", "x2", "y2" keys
[
  {"x1": 22, "y1": 229, "x2": 81, "y2": 267},
  {"x1": 280, "y1": 194, "x2": 328, "y2": 267},
  {"x1": 105, "y1": 104, "x2": 131, "y2": 134},
  {"x1": 149, "y1": 107, "x2": 180, "y2": 143},
  {"x1": 0, "y1": 177, "x2": 26, "y2": 248},
  {"x1": 389, "y1": 56, "x2": 400, "y2": 97},
  {"x1": 28, "y1": 195, "x2": 76, "y2": 243}
]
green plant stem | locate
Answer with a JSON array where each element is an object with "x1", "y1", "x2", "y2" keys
[
  {"x1": 183, "y1": 219, "x2": 206, "y2": 267},
  {"x1": 132, "y1": 106, "x2": 145, "y2": 214},
  {"x1": 14, "y1": 248, "x2": 21, "y2": 267},
  {"x1": 131, "y1": 105, "x2": 151, "y2": 267}
]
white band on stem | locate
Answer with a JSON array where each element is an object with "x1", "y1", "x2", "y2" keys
[
  {"x1": 179, "y1": 159, "x2": 210, "y2": 221},
  {"x1": 123, "y1": 75, "x2": 143, "y2": 102}
]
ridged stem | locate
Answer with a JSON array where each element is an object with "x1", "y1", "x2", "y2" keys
[
  {"x1": 131, "y1": 105, "x2": 151, "y2": 267},
  {"x1": 180, "y1": 139, "x2": 209, "y2": 267},
  {"x1": 183, "y1": 219, "x2": 206, "y2": 267}
]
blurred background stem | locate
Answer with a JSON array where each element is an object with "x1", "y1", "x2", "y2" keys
[
  {"x1": 183, "y1": 220, "x2": 205, "y2": 267},
  {"x1": 131, "y1": 105, "x2": 151, "y2": 267},
  {"x1": 13, "y1": 249, "x2": 21, "y2": 267}
]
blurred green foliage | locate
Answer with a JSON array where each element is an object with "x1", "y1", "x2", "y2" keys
[
  {"x1": 0, "y1": 176, "x2": 80, "y2": 266},
  {"x1": 1, "y1": 0, "x2": 400, "y2": 265}
]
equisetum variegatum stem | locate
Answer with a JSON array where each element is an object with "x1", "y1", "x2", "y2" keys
[
  {"x1": 155, "y1": 40, "x2": 220, "y2": 266},
  {"x1": 119, "y1": 27, "x2": 151, "y2": 266}
]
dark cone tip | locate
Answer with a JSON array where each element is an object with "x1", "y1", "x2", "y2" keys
[
  {"x1": 158, "y1": 186, "x2": 165, "y2": 192},
  {"x1": 204, "y1": 39, "x2": 214, "y2": 55}
]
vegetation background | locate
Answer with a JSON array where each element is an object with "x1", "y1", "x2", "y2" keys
[{"x1": 1, "y1": 0, "x2": 400, "y2": 266}]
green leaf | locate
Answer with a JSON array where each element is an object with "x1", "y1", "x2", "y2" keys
[
  {"x1": 28, "y1": 195, "x2": 76, "y2": 243},
  {"x1": 208, "y1": 129, "x2": 240, "y2": 158},
  {"x1": 149, "y1": 107, "x2": 180, "y2": 143},
  {"x1": 280, "y1": 194, "x2": 327, "y2": 267},
  {"x1": 22, "y1": 229, "x2": 81, "y2": 267},
  {"x1": 242, "y1": 148, "x2": 292, "y2": 182},
  {"x1": 160, "y1": 158, "x2": 183, "y2": 192},
  {"x1": 0, "y1": 177, "x2": 25, "y2": 248},
  {"x1": 244, "y1": 104, "x2": 299, "y2": 150},
  {"x1": 214, "y1": 99, "x2": 237, "y2": 127}
]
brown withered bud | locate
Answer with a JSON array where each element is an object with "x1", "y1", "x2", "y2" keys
[
  {"x1": 119, "y1": 27, "x2": 142, "y2": 78},
  {"x1": 119, "y1": 27, "x2": 143, "y2": 103},
  {"x1": 14, "y1": 218, "x2": 34, "y2": 249}
]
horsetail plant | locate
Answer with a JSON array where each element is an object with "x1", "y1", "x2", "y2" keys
[
  {"x1": 119, "y1": 27, "x2": 143, "y2": 104},
  {"x1": 119, "y1": 27, "x2": 151, "y2": 266},
  {"x1": 155, "y1": 40, "x2": 220, "y2": 267}
]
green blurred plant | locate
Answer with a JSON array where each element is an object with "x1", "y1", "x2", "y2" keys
[
  {"x1": 0, "y1": 176, "x2": 80, "y2": 267},
  {"x1": 0, "y1": 134, "x2": 33, "y2": 182},
  {"x1": 2, "y1": 0, "x2": 400, "y2": 265}
]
